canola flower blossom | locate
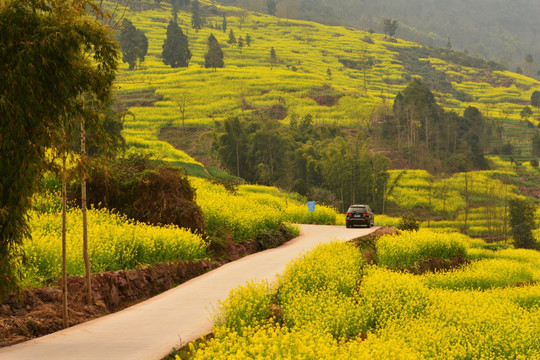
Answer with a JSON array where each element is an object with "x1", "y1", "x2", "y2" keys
[{"x1": 194, "y1": 231, "x2": 540, "y2": 359}]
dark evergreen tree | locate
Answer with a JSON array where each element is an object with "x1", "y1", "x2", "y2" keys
[
  {"x1": 228, "y1": 28, "x2": 236, "y2": 45},
  {"x1": 119, "y1": 19, "x2": 148, "y2": 70},
  {"x1": 204, "y1": 33, "x2": 224, "y2": 70},
  {"x1": 222, "y1": 14, "x2": 227, "y2": 33},
  {"x1": 532, "y1": 91, "x2": 540, "y2": 108},
  {"x1": 162, "y1": 20, "x2": 192, "y2": 68},
  {"x1": 245, "y1": 33, "x2": 252, "y2": 46},
  {"x1": 191, "y1": 0, "x2": 202, "y2": 30}
]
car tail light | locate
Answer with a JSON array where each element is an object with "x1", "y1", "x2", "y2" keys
[
  {"x1": 346, "y1": 212, "x2": 352, "y2": 217},
  {"x1": 363, "y1": 212, "x2": 369, "y2": 216}
]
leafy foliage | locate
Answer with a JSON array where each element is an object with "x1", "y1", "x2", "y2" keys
[
  {"x1": 211, "y1": 114, "x2": 389, "y2": 212},
  {"x1": 509, "y1": 198, "x2": 537, "y2": 249},
  {"x1": 119, "y1": 18, "x2": 148, "y2": 70},
  {"x1": 162, "y1": 20, "x2": 192, "y2": 68},
  {"x1": 204, "y1": 33, "x2": 224, "y2": 69},
  {"x1": 72, "y1": 154, "x2": 206, "y2": 234},
  {"x1": 388, "y1": 80, "x2": 489, "y2": 172},
  {"x1": 0, "y1": 0, "x2": 118, "y2": 296},
  {"x1": 398, "y1": 215, "x2": 420, "y2": 231}
]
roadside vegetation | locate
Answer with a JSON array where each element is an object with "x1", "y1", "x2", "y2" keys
[{"x1": 188, "y1": 232, "x2": 540, "y2": 359}]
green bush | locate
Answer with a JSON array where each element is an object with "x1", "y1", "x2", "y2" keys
[
  {"x1": 398, "y1": 214, "x2": 420, "y2": 231},
  {"x1": 254, "y1": 224, "x2": 294, "y2": 251}
]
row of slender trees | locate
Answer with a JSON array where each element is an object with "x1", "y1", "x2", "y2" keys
[
  {"x1": 211, "y1": 114, "x2": 390, "y2": 213},
  {"x1": 0, "y1": 0, "x2": 120, "y2": 328},
  {"x1": 379, "y1": 79, "x2": 490, "y2": 173}
]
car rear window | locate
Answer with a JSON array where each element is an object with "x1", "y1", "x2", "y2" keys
[{"x1": 349, "y1": 206, "x2": 366, "y2": 211}]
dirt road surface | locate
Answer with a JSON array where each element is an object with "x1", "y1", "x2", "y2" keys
[{"x1": 0, "y1": 224, "x2": 377, "y2": 360}]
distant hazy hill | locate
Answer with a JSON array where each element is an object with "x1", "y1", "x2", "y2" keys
[{"x1": 217, "y1": 0, "x2": 540, "y2": 75}]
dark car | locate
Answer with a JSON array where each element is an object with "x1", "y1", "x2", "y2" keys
[{"x1": 345, "y1": 204, "x2": 374, "y2": 228}]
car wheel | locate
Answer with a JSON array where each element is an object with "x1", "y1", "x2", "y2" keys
[
  {"x1": 346, "y1": 223, "x2": 350, "y2": 228},
  {"x1": 367, "y1": 221, "x2": 371, "y2": 228}
]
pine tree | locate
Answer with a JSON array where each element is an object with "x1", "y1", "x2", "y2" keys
[
  {"x1": 222, "y1": 14, "x2": 227, "y2": 33},
  {"x1": 191, "y1": 0, "x2": 202, "y2": 30},
  {"x1": 228, "y1": 29, "x2": 236, "y2": 45},
  {"x1": 120, "y1": 19, "x2": 148, "y2": 70},
  {"x1": 204, "y1": 33, "x2": 224, "y2": 70},
  {"x1": 162, "y1": 20, "x2": 192, "y2": 68},
  {"x1": 245, "y1": 34, "x2": 252, "y2": 46}
]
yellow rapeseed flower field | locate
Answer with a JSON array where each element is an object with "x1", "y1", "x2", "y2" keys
[{"x1": 196, "y1": 231, "x2": 540, "y2": 358}]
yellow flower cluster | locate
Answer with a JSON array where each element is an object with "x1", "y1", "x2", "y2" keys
[
  {"x1": 213, "y1": 280, "x2": 273, "y2": 335},
  {"x1": 21, "y1": 206, "x2": 207, "y2": 287},
  {"x1": 190, "y1": 177, "x2": 340, "y2": 241},
  {"x1": 194, "y1": 231, "x2": 540, "y2": 359},
  {"x1": 376, "y1": 229, "x2": 469, "y2": 269},
  {"x1": 423, "y1": 258, "x2": 539, "y2": 290}
]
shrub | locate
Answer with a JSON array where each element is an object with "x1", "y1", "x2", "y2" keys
[
  {"x1": 254, "y1": 224, "x2": 294, "y2": 251},
  {"x1": 72, "y1": 154, "x2": 205, "y2": 234},
  {"x1": 398, "y1": 214, "x2": 420, "y2": 231}
]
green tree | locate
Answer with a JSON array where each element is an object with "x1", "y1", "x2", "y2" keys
[
  {"x1": 204, "y1": 33, "x2": 224, "y2": 70},
  {"x1": 245, "y1": 33, "x2": 252, "y2": 46},
  {"x1": 520, "y1": 106, "x2": 533, "y2": 120},
  {"x1": 383, "y1": 18, "x2": 399, "y2": 38},
  {"x1": 509, "y1": 199, "x2": 537, "y2": 249},
  {"x1": 222, "y1": 14, "x2": 227, "y2": 33},
  {"x1": 228, "y1": 29, "x2": 236, "y2": 45},
  {"x1": 266, "y1": 0, "x2": 277, "y2": 16},
  {"x1": 119, "y1": 19, "x2": 148, "y2": 70},
  {"x1": 0, "y1": 0, "x2": 118, "y2": 297},
  {"x1": 531, "y1": 91, "x2": 540, "y2": 108},
  {"x1": 162, "y1": 20, "x2": 192, "y2": 68},
  {"x1": 238, "y1": 36, "x2": 244, "y2": 52},
  {"x1": 191, "y1": 0, "x2": 202, "y2": 30},
  {"x1": 212, "y1": 117, "x2": 248, "y2": 177},
  {"x1": 532, "y1": 131, "x2": 540, "y2": 157}
]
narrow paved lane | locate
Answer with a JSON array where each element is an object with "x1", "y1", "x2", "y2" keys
[{"x1": 0, "y1": 225, "x2": 377, "y2": 360}]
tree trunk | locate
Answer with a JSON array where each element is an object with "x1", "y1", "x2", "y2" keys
[
  {"x1": 235, "y1": 140, "x2": 240, "y2": 177},
  {"x1": 61, "y1": 151, "x2": 68, "y2": 328},
  {"x1": 81, "y1": 119, "x2": 92, "y2": 305}
]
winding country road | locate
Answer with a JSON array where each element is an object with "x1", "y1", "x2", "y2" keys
[{"x1": 0, "y1": 224, "x2": 377, "y2": 360}]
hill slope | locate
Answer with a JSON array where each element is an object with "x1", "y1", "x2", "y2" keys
[
  {"x1": 216, "y1": 0, "x2": 540, "y2": 75},
  {"x1": 110, "y1": 0, "x2": 540, "y2": 170}
]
